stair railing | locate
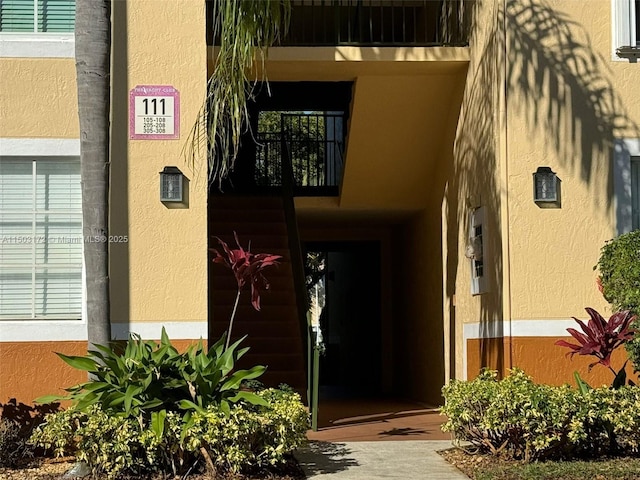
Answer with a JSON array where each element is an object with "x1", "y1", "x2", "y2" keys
[{"x1": 279, "y1": 123, "x2": 310, "y2": 403}]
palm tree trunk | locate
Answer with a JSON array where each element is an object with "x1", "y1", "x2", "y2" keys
[{"x1": 75, "y1": 0, "x2": 112, "y2": 347}]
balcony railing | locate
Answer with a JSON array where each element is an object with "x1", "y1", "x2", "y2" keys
[
  {"x1": 208, "y1": 1, "x2": 471, "y2": 47},
  {"x1": 285, "y1": 0, "x2": 470, "y2": 46},
  {"x1": 255, "y1": 113, "x2": 345, "y2": 195}
]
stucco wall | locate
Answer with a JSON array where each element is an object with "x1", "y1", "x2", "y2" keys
[
  {"x1": 0, "y1": 0, "x2": 208, "y2": 404},
  {"x1": 505, "y1": 0, "x2": 639, "y2": 322},
  {"x1": 0, "y1": 58, "x2": 78, "y2": 138},
  {"x1": 0, "y1": 339, "x2": 204, "y2": 406},
  {"x1": 454, "y1": 0, "x2": 640, "y2": 383},
  {"x1": 447, "y1": 0, "x2": 508, "y2": 379},
  {"x1": 109, "y1": 0, "x2": 208, "y2": 327}
]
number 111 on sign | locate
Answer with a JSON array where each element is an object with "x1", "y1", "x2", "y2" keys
[
  {"x1": 129, "y1": 85, "x2": 180, "y2": 140},
  {"x1": 134, "y1": 96, "x2": 175, "y2": 135},
  {"x1": 142, "y1": 98, "x2": 166, "y2": 115}
]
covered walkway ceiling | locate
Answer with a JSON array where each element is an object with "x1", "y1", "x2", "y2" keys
[{"x1": 208, "y1": 46, "x2": 469, "y2": 218}]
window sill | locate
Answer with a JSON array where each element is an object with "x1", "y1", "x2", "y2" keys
[
  {"x1": 0, "y1": 33, "x2": 74, "y2": 58},
  {"x1": 0, "y1": 318, "x2": 86, "y2": 342},
  {"x1": 616, "y1": 46, "x2": 640, "y2": 62}
]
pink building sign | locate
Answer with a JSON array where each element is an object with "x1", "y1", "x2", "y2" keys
[{"x1": 129, "y1": 85, "x2": 180, "y2": 140}]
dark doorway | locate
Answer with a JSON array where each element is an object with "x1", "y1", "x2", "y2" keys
[{"x1": 305, "y1": 241, "x2": 382, "y2": 398}]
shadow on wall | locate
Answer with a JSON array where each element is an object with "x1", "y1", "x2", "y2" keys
[
  {"x1": 506, "y1": 0, "x2": 638, "y2": 187},
  {"x1": 109, "y1": 0, "x2": 130, "y2": 329},
  {"x1": 446, "y1": 0, "x2": 639, "y2": 379},
  {"x1": 0, "y1": 399, "x2": 59, "y2": 428}
]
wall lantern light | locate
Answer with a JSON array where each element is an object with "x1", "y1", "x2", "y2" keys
[
  {"x1": 160, "y1": 166, "x2": 184, "y2": 202},
  {"x1": 533, "y1": 167, "x2": 561, "y2": 208}
]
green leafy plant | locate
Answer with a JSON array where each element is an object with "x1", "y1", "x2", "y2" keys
[
  {"x1": 186, "y1": 0, "x2": 291, "y2": 185},
  {"x1": 31, "y1": 389, "x2": 308, "y2": 479},
  {"x1": 555, "y1": 308, "x2": 636, "y2": 388},
  {"x1": 441, "y1": 369, "x2": 640, "y2": 462},
  {"x1": 596, "y1": 231, "x2": 640, "y2": 372},
  {"x1": 36, "y1": 328, "x2": 267, "y2": 419}
]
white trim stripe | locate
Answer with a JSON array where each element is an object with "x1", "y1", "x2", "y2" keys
[
  {"x1": 463, "y1": 319, "x2": 579, "y2": 340},
  {"x1": 0, "y1": 321, "x2": 208, "y2": 342},
  {"x1": 0, "y1": 34, "x2": 75, "y2": 58},
  {"x1": 111, "y1": 322, "x2": 209, "y2": 341},
  {"x1": 1, "y1": 138, "x2": 80, "y2": 156},
  {"x1": 0, "y1": 320, "x2": 87, "y2": 342}
]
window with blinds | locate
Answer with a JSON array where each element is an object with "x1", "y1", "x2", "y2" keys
[
  {"x1": 0, "y1": 0, "x2": 75, "y2": 32},
  {"x1": 0, "y1": 157, "x2": 82, "y2": 319}
]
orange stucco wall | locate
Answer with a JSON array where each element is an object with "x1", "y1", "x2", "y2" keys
[
  {"x1": 467, "y1": 336, "x2": 633, "y2": 387},
  {"x1": 0, "y1": 342, "x2": 87, "y2": 407}
]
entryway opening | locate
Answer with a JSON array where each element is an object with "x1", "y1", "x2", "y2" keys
[
  {"x1": 305, "y1": 241, "x2": 383, "y2": 400},
  {"x1": 304, "y1": 239, "x2": 445, "y2": 439},
  {"x1": 300, "y1": 215, "x2": 449, "y2": 440}
]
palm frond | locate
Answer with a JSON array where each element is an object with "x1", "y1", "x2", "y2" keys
[{"x1": 185, "y1": 0, "x2": 290, "y2": 187}]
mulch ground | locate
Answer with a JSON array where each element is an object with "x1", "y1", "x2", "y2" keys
[
  {"x1": 439, "y1": 447, "x2": 502, "y2": 478},
  {"x1": 0, "y1": 455, "x2": 305, "y2": 480}
]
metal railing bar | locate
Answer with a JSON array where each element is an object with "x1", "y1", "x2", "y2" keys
[
  {"x1": 390, "y1": 3, "x2": 395, "y2": 43},
  {"x1": 212, "y1": 0, "x2": 470, "y2": 47},
  {"x1": 255, "y1": 113, "x2": 345, "y2": 190}
]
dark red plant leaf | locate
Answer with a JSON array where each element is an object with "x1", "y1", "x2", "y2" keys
[
  {"x1": 557, "y1": 308, "x2": 637, "y2": 372},
  {"x1": 554, "y1": 339, "x2": 582, "y2": 357},
  {"x1": 566, "y1": 326, "x2": 590, "y2": 346},
  {"x1": 212, "y1": 232, "x2": 282, "y2": 311},
  {"x1": 585, "y1": 307, "x2": 607, "y2": 341}
]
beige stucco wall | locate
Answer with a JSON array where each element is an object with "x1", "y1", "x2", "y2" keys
[
  {"x1": 341, "y1": 73, "x2": 466, "y2": 210},
  {"x1": 109, "y1": 0, "x2": 208, "y2": 326},
  {"x1": 506, "y1": 0, "x2": 639, "y2": 321},
  {"x1": 0, "y1": 1, "x2": 208, "y2": 328},
  {"x1": 452, "y1": 0, "x2": 640, "y2": 382},
  {"x1": 447, "y1": 0, "x2": 508, "y2": 379},
  {"x1": 0, "y1": 58, "x2": 79, "y2": 138}
]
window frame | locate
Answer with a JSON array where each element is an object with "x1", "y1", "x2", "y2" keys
[
  {"x1": 0, "y1": 156, "x2": 83, "y2": 320},
  {"x1": 0, "y1": 0, "x2": 75, "y2": 33},
  {"x1": 613, "y1": 138, "x2": 640, "y2": 235},
  {"x1": 0, "y1": 0, "x2": 75, "y2": 58},
  {"x1": 0, "y1": 138, "x2": 83, "y2": 322},
  {"x1": 612, "y1": 0, "x2": 639, "y2": 60},
  {"x1": 0, "y1": 32, "x2": 74, "y2": 57}
]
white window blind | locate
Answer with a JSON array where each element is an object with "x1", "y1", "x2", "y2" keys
[
  {"x1": 0, "y1": 157, "x2": 82, "y2": 319},
  {"x1": 0, "y1": 0, "x2": 75, "y2": 32}
]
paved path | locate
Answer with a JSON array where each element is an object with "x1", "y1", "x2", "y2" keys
[{"x1": 295, "y1": 440, "x2": 469, "y2": 479}]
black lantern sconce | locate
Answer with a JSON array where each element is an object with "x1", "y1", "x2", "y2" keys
[
  {"x1": 160, "y1": 166, "x2": 184, "y2": 203},
  {"x1": 533, "y1": 167, "x2": 561, "y2": 208}
]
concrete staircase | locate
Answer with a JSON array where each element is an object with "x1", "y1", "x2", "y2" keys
[{"x1": 209, "y1": 195, "x2": 307, "y2": 397}]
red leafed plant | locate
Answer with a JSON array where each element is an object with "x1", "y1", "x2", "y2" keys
[
  {"x1": 212, "y1": 232, "x2": 282, "y2": 349},
  {"x1": 555, "y1": 308, "x2": 636, "y2": 387}
]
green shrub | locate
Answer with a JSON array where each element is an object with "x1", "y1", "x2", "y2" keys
[
  {"x1": 31, "y1": 388, "x2": 308, "y2": 479},
  {"x1": 31, "y1": 329, "x2": 308, "y2": 478},
  {"x1": 441, "y1": 369, "x2": 640, "y2": 462},
  {"x1": 596, "y1": 231, "x2": 640, "y2": 371},
  {"x1": 0, "y1": 418, "x2": 34, "y2": 467}
]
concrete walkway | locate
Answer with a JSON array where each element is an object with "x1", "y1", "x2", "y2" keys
[{"x1": 295, "y1": 440, "x2": 469, "y2": 479}]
